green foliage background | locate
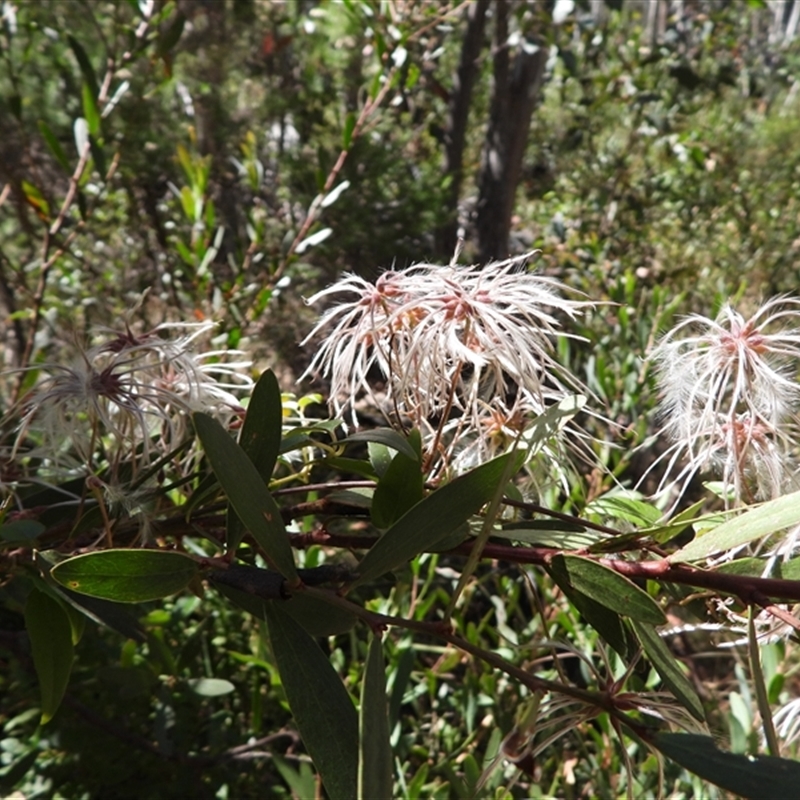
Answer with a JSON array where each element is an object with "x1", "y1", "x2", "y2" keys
[{"x1": 2, "y1": 1, "x2": 800, "y2": 798}]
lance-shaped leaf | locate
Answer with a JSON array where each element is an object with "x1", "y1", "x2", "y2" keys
[
  {"x1": 194, "y1": 412, "x2": 298, "y2": 582},
  {"x1": 371, "y1": 430, "x2": 423, "y2": 529},
  {"x1": 556, "y1": 555, "x2": 666, "y2": 625},
  {"x1": 51, "y1": 550, "x2": 198, "y2": 603},
  {"x1": 631, "y1": 621, "x2": 705, "y2": 721},
  {"x1": 265, "y1": 603, "x2": 358, "y2": 800},
  {"x1": 351, "y1": 452, "x2": 518, "y2": 590},
  {"x1": 359, "y1": 635, "x2": 393, "y2": 800},
  {"x1": 228, "y1": 370, "x2": 283, "y2": 554},
  {"x1": 24, "y1": 590, "x2": 74, "y2": 723},
  {"x1": 651, "y1": 733, "x2": 800, "y2": 799},
  {"x1": 342, "y1": 428, "x2": 420, "y2": 462},
  {"x1": 671, "y1": 488, "x2": 800, "y2": 563},
  {"x1": 547, "y1": 559, "x2": 632, "y2": 659}
]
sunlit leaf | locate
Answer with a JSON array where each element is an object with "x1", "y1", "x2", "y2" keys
[
  {"x1": 51, "y1": 550, "x2": 198, "y2": 603},
  {"x1": 585, "y1": 494, "x2": 661, "y2": 527},
  {"x1": 547, "y1": 559, "x2": 632, "y2": 658},
  {"x1": 351, "y1": 452, "x2": 519, "y2": 590},
  {"x1": 194, "y1": 412, "x2": 298, "y2": 582},
  {"x1": 265, "y1": 603, "x2": 358, "y2": 799},
  {"x1": 631, "y1": 621, "x2": 705, "y2": 721},
  {"x1": 556, "y1": 555, "x2": 666, "y2": 625},
  {"x1": 24, "y1": 589, "x2": 74, "y2": 723},
  {"x1": 81, "y1": 82, "x2": 101, "y2": 137},
  {"x1": 359, "y1": 635, "x2": 393, "y2": 800},
  {"x1": 671, "y1": 489, "x2": 800, "y2": 563}
]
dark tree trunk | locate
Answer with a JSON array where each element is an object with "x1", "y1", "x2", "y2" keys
[
  {"x1": 475, "y1": 0, "x2": 546, "y2": 263},
  {"x1": 436, "y1": 0, "x2": 490, "y2": 259}
]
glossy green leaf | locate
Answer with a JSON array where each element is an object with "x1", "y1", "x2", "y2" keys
[
  {"x1": 343, "y1": 428, "x2": 420, "y2": 462},
  {"x1": 194, "y1": 412, "x2": 298, "y2": 582},
  {"x1": 38, "y1": 120, "x2": 70, "y2": 171},
  {"x1": 631, "y1": 621, "x2": 705, "y2": 721},
  {"x1": 371, "y1": 429, "x2": 423, "y2": 529},
  {"x1": 51, "y1": 550, "x2": 198, "y2": 603},
  {"x1": 34, "y1": 550, "x2": 146, "y2": 642},
  {"x1": 359, "y1": 635, "x2": 393, "y2": 800},
  {"x1": 265, "y1": 603, "x2": 358, "y2": 800},
  {"x1": 652, "y1": 733, "x2": 800, "y2": 798},
  {"x1": 558, "y1": 555, "x2": 666, "y2": 624},
  {"x1": 671, "y1": 489, "x2": 800, "y2": 563},
  {"x1": 546, "y1": 559, "x2": 632, "y2": 658},
  {"x1": 24, "y1": 590, "x2": 74, "y2": 723},
  {"x1": 228, "y1": 370, "x2": 283, "y2": 554},
  {"x1": 351, "y1": 452, "x2": 519, "y2": 589}
]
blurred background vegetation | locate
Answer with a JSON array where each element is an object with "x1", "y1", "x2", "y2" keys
[{"x1": 2, "y1": 0, "x2": 800, "y2": 797}]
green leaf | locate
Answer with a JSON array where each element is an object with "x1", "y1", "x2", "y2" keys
[
  {"x1": 342, "y1": 111, "x2": 356, "y2": 149},
  {"x1": 359, "y1": 635, "x2": 393, "y2": 800},
  {"x1": 651, "y1": 733, "x2": 800, "y2": 799},
  {"x1": 24, "y1": 590, "x2": 74, "y2": 723},
  {"x1": 194, "y1": 412, "x2": 298, "y2": 582},
  {"x1": 67, "y1": 35, "x2": 99, "y2": 100},
  {"x1": 0, "y1": 748, "x2": 40, "y2": 795},
  {"x1": 0, "y1": 519, "x2": 45, "y2": 543},
  {"x1": 351, "y1": 452, "x2": 518, "y2": 590},
  {"x1": 81, "y1": 82, "x2": 101, "y2": 137},
  {"x1": 671, "y1": 489, "x2": 800, "y2": 563},
  {"x1": 156, "y1": 9, "x2": 186, "y2": 56},
  {"x1": 21, "y1": 180, "x2": 50, "y2": 219},
  {"x1": 546, "y1": 559, "x2": 632, "y2": 658},
  {"x1": 239, "y1": 370, "x2": 283, "y2": 480},
  {"x1": 63, "y1": 589, "x2": 147, "y2": 641},
  {"x1": 631, "y1": 621, "x2": 705, "y2": 721},
  {"x1": 38, "y1": 120, "x2": 70, "y2": 171},
  {"x1": 522, "y1": 395, "x2": 586, "y2": 453},
  {"x1": 213, "y1": 581, "x2": 356, "y2": 637},
  {"x1": 585, "y1": 495, "x2": 661, "y2": 527},
  {"x1": 343, "y1": 428, "x2": 420, "y2": 462},
  {"x1": 371, "y1": 429, "x2": 423, "y2": 528},
  {"x1": 265, "y1": 603, "x2": 358, "y2": 800},
  {"x1": 557, "y1": 555, "x2": 666, "y2": 625},
  {"x1": 228, "y1": 370, "x2": 283, "y2": 554},
  {"x1": 89, "y1": 134, "x2": 106, "y2": 179},
  {"x1": 51, "y1": 550, "x2": 198, "y2": 603}
]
